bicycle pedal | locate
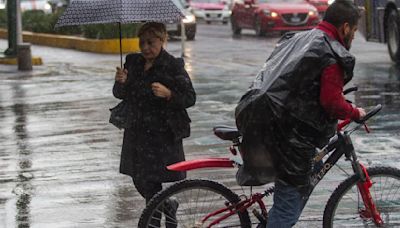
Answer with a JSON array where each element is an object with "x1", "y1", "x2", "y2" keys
[
  {"x1": 256, "y1": 223, "x2": 266, "y2": 228},
  {"x1": 252, "y1": 208, "x2": 267, "y2": 224}
]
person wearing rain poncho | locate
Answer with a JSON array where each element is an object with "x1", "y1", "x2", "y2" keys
[{"x1": 235, "y1": 1, "x2": 366, "y2": 227}]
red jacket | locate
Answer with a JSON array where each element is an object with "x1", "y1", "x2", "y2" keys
[{"x1": 317, "y1": 21, "x2": 360, "y2": 120}]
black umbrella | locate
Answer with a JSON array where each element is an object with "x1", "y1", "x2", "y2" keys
[{"x1": 55, "y1": 0, "x2": 184, "y2": 67}]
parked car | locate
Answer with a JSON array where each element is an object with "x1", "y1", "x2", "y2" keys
[
  {"x1": 0, "y1": 0, "x2": 52, "y2": 13},
  {"x1": 231, "y1": 0, "x2": 320, "y2": 36},
  {"x1": 20, "y1": 0, "x2": 52, "y2": 14},
  {"x1": 189, "y1": 0, "x2": 232, "y2": 24},
  {"x1": 48, "y1": 0, "x2": 68, "y2": 12},
  {"x1": 305, "y1": 0, "x2": 329, "y2": 17},
  {"x1": 166, "y1": 0, "x2": 197, "y2": 40},
  {"x1": 0, "y1": 0, "x2": 5, "y2": 10}
]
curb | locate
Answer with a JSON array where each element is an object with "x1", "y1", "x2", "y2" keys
[
  {"x1": 0, "y1": 29, "x2": 140, "y2": 54},
  {"x1": 0, "y1": 56, "x2": 43, "y2": 65}
]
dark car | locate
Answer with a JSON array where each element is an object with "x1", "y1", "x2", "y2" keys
[
  {"x1": 231, "y1": 0, "x2": 320, "y2": 36},
  {"x1": 166, "y1": 0, "x2": 197, "y2": 40}
]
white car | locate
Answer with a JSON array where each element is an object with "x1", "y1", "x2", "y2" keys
[
  {"x1": 166, "y1": 0, "x2": 197, "y2": 40},
  {"x1": 0, "y1": 0, "x2": 6, "y2": 10},
  {"x1": 189, "y1": 0, "x2": 231, "y2": 24},
  {"x1": 0, "y1": 0, "x2": 52, "y2": 13},
  {"x1": 20, "y1": 0, "x2": 52, "y2": 14}
]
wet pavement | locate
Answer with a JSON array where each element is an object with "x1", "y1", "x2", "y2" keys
[{"x1": 0, "y1": 23, "x2": 399, "y2": 227}]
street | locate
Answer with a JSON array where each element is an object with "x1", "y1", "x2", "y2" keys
[{"x1": 0, "y1": 23, "x2": 399, "y2": 227}]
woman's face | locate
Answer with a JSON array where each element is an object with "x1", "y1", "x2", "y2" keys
[{"x1": 139, "y1": 31, "x2": 163, "y2": 62}]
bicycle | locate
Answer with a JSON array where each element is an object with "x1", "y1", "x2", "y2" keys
[{"x1": 138, "y1": 99, "x2": 400, "y2": 227}]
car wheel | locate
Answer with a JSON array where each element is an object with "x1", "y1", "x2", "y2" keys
[
  {"x1": 186, "y1": 32, "x2": 195, "y2": 41},
  {"x1": 231, "y1": 15, "x2": 241, "y2": 35},
  {"x1": 387, "y1": 9, "x2": 400, "y2": 63},
  {"x1": 255, "y1": 17, "x2": 266, "y2": 36}
]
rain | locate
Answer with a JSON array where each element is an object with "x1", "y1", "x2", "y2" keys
[{"x1": 1, "y1": 4, "x2": 400, "y2": 228}]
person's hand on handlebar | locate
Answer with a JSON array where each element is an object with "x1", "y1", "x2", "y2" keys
[{"x1": 357, "y1": 107, "x2": 366, "y2": 119}]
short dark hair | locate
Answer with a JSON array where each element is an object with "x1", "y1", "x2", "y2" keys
[
  {"x1": 323, "y1": 0, "x2": 361, "y2": 27},
  {"x1": 138, "y1": 22, "x2": 167, "y2": 42}
]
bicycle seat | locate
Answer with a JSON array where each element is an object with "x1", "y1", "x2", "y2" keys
[{"x1": 213, "y1": 125, "x2": 241, "y2": 141}]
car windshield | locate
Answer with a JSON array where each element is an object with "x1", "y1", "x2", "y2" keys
[
  {"x1": 172, "y1": 0, "x2": 185, "y2": 10},
  {"x1": 258, "y1": 0, "x2": 304, "y2": 3},
  {"x1": 191, "y1": 0, "x2": 222, "y2": 3}
]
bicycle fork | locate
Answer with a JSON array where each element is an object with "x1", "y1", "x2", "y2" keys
[
  {"x1": 343, "y1": 131, "x2": 384, "y2": 226},
  {"x1": 356, "y1": 162, "x2": 384, "y2": 226}
]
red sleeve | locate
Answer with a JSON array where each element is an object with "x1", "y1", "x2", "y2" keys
[{"x1": 320, "y1": 64, "x2": 360, "y2": 120}]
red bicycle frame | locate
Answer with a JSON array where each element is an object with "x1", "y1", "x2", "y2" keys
[{"x1": 166, "y1": 117, "x2": 384, "y2": 226}]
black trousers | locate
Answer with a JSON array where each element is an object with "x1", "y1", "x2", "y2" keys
[
  {"x1": 132, "y1": 177, "x2": 162, "y2": 203},
  {"x1": 133, "y1": 177, "x2": 177, "y2": 228}
]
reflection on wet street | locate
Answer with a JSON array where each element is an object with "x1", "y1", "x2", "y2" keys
[{"x1": 0, "y1": 24, "x2": 399, "y2": 227}]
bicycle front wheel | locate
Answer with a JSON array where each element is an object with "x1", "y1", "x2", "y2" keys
[
  {"x1": 323, "y1": 166, "x2": 400, "y2": 227},
  {"x1": 138, "y1": 179, "x2": 251, "y2": 228}
]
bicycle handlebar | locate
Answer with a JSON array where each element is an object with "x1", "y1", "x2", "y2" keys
[
  {"x1": 354, "y1": 104, "x2": 382, "y2": 124},
  {"x1": 315, "y1": 104, "x2": 382, "y2": 162},
  {"x1": 343, "y1": 86, "x2": 358, "y2": 95}
]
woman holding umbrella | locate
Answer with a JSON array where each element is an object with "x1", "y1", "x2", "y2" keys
[{"x1": 113, "y1": 22, "x2": 196, "y2": 226}]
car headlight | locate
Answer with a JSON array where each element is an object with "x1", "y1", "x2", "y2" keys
[
  {"x1": 328, "y1": 0, "x2": 335, "y2": 5},
  {"x1": 45, "y1": 3, "x2": 52, "y2": 10},
  {"x1": 271, "y1": 12, "x2": 278, "y2": 18},
  {"x1": 308, "y1": 10, "x2": 318, "y2": 17},
  {"x1": 183, "y1": 15, "x2": 196, "y2": 24}
]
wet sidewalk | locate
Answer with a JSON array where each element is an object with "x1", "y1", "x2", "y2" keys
[
  {"x1": 0, "y1": 39, "x2": 138, "y2": 227},
  {"x1": 0, "y1": 38, "x2": 258, "y2": 228}
]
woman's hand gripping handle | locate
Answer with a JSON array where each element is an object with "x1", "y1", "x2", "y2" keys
[{"x1": 115, "y1": 67, "x2": 128, "y2": 84}]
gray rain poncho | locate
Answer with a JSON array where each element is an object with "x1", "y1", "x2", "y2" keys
[{"x1": 235, "y1": 28, "x2": 355, "y2": 189}]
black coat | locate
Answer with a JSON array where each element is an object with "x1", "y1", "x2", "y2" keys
[
  {"x1": 235, "y1": 29, "x2": 355, "y2": 190},
  {"x1": 113, "y1": 49, "x2": 196, "y2": 182}
]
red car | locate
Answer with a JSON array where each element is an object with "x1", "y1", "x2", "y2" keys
[
  {"x1": 231, "y1": 0, "x2": 320, "y2": 36},
  {"x1": 306, "y1": 0, "x2": 329, "y2": 17}
]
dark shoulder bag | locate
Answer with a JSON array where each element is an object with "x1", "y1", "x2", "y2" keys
[{"x1": 109, "y1": 100, "x2": 132, "y2": 129}]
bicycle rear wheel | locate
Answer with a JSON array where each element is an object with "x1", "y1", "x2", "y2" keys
[
  {"x1": 138, "y1": 179, "x2": 251, "y2": 228},
  {"x1": 323, "y1": 166, "x2": 400, "y2": 227}
]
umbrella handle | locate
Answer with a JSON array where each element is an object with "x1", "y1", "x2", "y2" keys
[{"x1": 119, "y1": 22, "x2": 122, "y2": 68}]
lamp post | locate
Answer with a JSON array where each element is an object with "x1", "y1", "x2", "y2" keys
[
  {"x1": 16, "y1": 0, "x2": 23, "y2": 45},
  {"x1": 4, "y1": 0, "x2": 18, "y2": 56}
]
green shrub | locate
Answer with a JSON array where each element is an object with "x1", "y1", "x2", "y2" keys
[
  {"x1": 1, "y1": 8, "x2": 140, "y2": 39},
  {"x1": 22, "y1": 10, "x2": 53, "y2": 33},
  {"x1": 51, "y1": 9, "x2": 81, "y2": 35},
  {"x1": 0, "y1": 9, "x2": 7, "y2": 29},
  {"x1": 21, "y1": 9, "x2": 79, "y2": 35}
]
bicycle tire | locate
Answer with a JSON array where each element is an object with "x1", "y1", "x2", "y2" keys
[
  {"x1": 138, "y1": 179, "x2": 252, "y2": 228},
  {"x1": 323, "y1": 166, "x2": 400, "y2": 227}
]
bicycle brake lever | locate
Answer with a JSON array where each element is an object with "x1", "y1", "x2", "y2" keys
[{"x1": 364, "y1": 123, "x2": 370, "y2": 133}]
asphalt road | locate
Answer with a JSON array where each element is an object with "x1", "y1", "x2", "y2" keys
[{"x1": 0, "y1": 23, "x2": 399, "y2": 227}]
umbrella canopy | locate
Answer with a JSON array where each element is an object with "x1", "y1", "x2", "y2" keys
[
  {"x1": 55, "y1": 0, "x2": 184, "y2": 67},
  {"x1": 55, "y1": 0, "x2": 184, "y2": 27}
]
